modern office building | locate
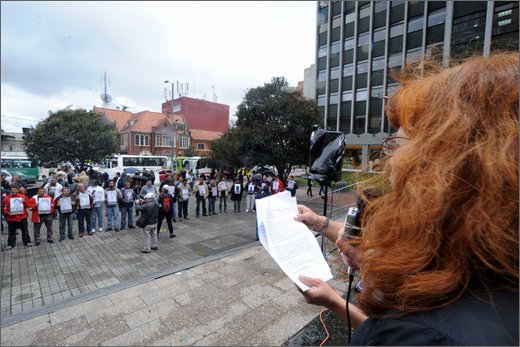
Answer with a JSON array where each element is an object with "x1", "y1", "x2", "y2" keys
[{"x1": 315, "y1": 1, "x2": 518, "y2": 170}]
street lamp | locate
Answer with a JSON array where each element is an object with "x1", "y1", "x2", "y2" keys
[{"x1": 164, "y1": 80, "x2": 177, "y2": 170}]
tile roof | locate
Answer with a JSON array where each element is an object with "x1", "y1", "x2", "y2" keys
[
  {"x1": 190, "y1": 129, "x2": 223, "y2": 142},
  {"x1": 124, "y1": 111, "x2": 168, "y2": 133},
  {"x1": 94, "y1": 106, "x2": 133, "y2": 132}
]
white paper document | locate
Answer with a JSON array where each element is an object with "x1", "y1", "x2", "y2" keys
[{"x1": 255, "y1": 191, "x2": 333, "y2": 291}]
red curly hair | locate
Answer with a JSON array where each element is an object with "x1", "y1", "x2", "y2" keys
[{"x1": 355, "y1": 53, "x2": 519, "y2": 317}]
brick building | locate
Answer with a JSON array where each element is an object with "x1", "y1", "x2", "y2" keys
[
  {"x1": 161, "y1": 96, "x2": 229, "y2": 134},
  {"x1": 94, "y1": 106, "x2": 191, "y2": 156},
  {"x1": 190, "y1": 129, "x2": 223, "y2": 156}
]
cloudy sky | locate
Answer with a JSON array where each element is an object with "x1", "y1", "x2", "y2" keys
[{"x1": 1, "y1": 1, "x2": 317, "y2": 133}]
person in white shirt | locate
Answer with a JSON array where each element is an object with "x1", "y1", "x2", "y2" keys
[
  {"x1": 87, "y1": 179, "x2": 105, "y2": 234},
  {"x1": 218, "y1": 179, "x2": 229, "y2": 213}
]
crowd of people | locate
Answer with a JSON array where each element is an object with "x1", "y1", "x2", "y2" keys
[{"x1": 1, "y1": 166, "x2": 300, "y2": 253}]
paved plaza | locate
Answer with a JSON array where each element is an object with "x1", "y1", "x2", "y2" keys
[{"x1": 1, "y1": 186, "x2": 356, "y2": 345}]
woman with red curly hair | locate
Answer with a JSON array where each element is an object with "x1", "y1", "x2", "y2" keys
[{"x1": 295, "y1": 52, "x2": 519, "y2": 345}]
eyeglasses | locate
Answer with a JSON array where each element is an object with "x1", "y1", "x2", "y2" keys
[{"x1": 382, "y1": 136, "x2": 409, "y2": 156}]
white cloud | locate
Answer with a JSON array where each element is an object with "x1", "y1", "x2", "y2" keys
[{"x1": 1, "y1": 1, "x2": 316, "y2": 133}]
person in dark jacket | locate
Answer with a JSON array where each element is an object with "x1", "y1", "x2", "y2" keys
[
  {"x1": 294, "y1": 53, "x2": 519, "y2": 345},
  {"x1": 156, "y1": 186, "x2": 175, "y2": 238},
  {"x1": 230, "y1": 177, "x2": 243, "y2": 213},
  {"x1": 135, "y1": 193, "x2": 159, "y2": 253}
]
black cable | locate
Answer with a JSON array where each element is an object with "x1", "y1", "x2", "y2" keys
[{"x1": 346, "y1": 273, "x2": 354, "y2": 345}]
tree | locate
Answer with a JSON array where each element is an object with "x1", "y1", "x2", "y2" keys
[
  {"x1": 211, "y1": 77, "x2": 321, "y2": 182},
  {"x1": 24, "y1": 107, "x2": 118, "y2": 170}
]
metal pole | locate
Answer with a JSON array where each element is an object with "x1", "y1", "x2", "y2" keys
[{"x1": 171, "y1": 83, "x2": 177, "y2": 168}]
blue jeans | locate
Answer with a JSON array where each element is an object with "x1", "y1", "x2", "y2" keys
[
  {"x1": 219, "y1": 196, "x2": 227, "y2": 212},
  {"x1": 91, "y1": 206, "x2": 103, "y2": 231},
  {"x1": 208, "y1": 196, "x2": 216, "y2": 214},
  {"x1": 121, "y1": 205, "x2": 134, "y2": 228},
  {"x1": 106, "y1": 206, "x2": 119, "y2": 229}
]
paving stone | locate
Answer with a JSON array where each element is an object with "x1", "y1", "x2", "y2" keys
[
  {"x1": 122, "y1": 298, "x2": 179, "y2": 330},
  {"x1": 31, "y1": 315, "x2": 90, "y2": 346},
  {"x1": 100, "y1": 318, "x2": 165, "y2": 346},
  {"x1": 48, "y1": 296, "x2": 112, "y2": 325}
]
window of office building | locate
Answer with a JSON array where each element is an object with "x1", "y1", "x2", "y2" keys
[
  {"x1": 344, "y1": 37, "x2": 355, "y2": 50},
  {"x1": 356, "y1": 73, "x2": 368, "y2": 89},
  {"x1": 329, "y1": 79, "x2": 339, "y2": 93},
  {"x1": 388, "y1": 53, "x2": 402, "y2": 68},
  {"x1": 408, "y1": 0, "x2": 424, "y2": 18},
  {"x1": 342, "y1": 75, "x2": 353, "y2": 91},
  {"x1": 332, "y1": 16, "x2": 342, "y2": 29},
  {"x1": 329, "y1": 93, "x2": 339, "y2": 105},
  {"x1": 354, "y1": 101, "x2": 367, "y2": 135},
  {"x1": 388, "y1": 36, "x2": 403, "y2": 54},
  {"x1": 318, "y1": 70, "x2": 327, "y2": 82},
  {"x1": 341, "y1": 101, "x2": 352, "y2": 118},
  {"x1": 428, "y1": 2, "x2": 445, "y2": 12},
  {"x1": 374, "y1": 8, "x2": 387, "y2": 29},
  {"x1": 319, "y1": 31, "x2": 328, "y2": 46},
  {"x1": 332, "y1": 1, "x2": 342, "y2": 17},
  {"x1": 373, "y1": 28, "x2": 386, "y2": 42},
  {"x1": 318, "y1": 5, "x2": 328, "y2": 25},
  {"x1": 330, "y1": 52, "x2": 340, "y2": 68},
  {"x1": 357, "y1": 45, "x2": 370, "y2": 61},
  {"x1": 318, "y1": 56, "x2": 327, "y2": 70},
  {"x1": 318, "y1": 95, "x2": 326, "y2": 107},
  {"x1": 491, "y1": 1, "x2": 519, "y2": 51},
  {"x1": 327, "y1": 104, "x2": 338, "y2": 130},
  {"x1": 371, "y1": 69, "x2": 384, "y2": 86},
  {"x1": 318, "y1": 106, "x2": 325, "y2": 118},
  {"x1": 426, "y1": 10, "x2": 446, "y2": 45},
  {"x1": 368, "y1": 91, "x2": 383, "y2": 134},
  {"x1": 390, "y1": 3, "x2": 404, "y2": 23},
  {"x1": 340, "y1": 101, "x2": 352, "y2": 133},
  {"x1": 318, "y1": 46, "x2": 328, "y2": 58},
  {"x1": 452, "y1": 6, "x2": 487, "y2": 58},
  {"x1": 406, "y1": 47, "x2": 423, "y2": 62},
  {"x1": 331, "y1": 42, "x2": 341, "y2": 54},
  {"x1": 373, "y1": 40, "x2": 386, "y2": 57},
  {"x1": 330, "y1": 67, "x2": 340, "y2": 80},
  {"x1": 358, "y1": 16, "x2": 370, "y2": 33},
  {"x1": 342, "y1": 91, "x2": 353, "y2": 102},
  {"x1": 357, "y1": 60, "x2": 369, "y2": 74},
  {"x1": 331, "y1": 26, "x2": 341, "y2": 42},
  {"x1": 344, "y1": 21, "x2": 355, "y2": 38},
  {"x1": 317, "y1": 81, "x2": 326, "y2": 96},
  {"x1": 356, "y1": 89, "x2": 368, "y2": 101},
  {"x1": 343, "y1": 63, "x2": 354, "y2": 76},
  {"x1": 390, "y1": 22, "x2": 404, "y2": 37},
  {"x1": 345, "y1": 1, "x2": 355, "y2": 14},
  {"x1": 407, "y1": 29, "x2": 423, "y2": 49},
  {"x1": 343, "y1": 49, "x2": 354, "y2": 64}
]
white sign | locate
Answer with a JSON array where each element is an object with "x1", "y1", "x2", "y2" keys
[
  {"x1": 248, "y1": 183, "x2": 255, "y2": 192},
  {"x1": 79, "y1": 193, "x2": 90, "y2": 209},
  {"x1": 288, "y1": 181, "x2": 295, "y2": 190},
  {"x1": 199, "y1": 185, "x2": 206, "y2": 196},
  {"x1": 95, "y1": 190, "x2": 104, "y2": 202},
  {"x1": 273, "y1": 181, "x2": 279, "y2": 191},
  {"x1": 38, "y1": 197, "x2": 52, "y2": 214},
  {"x1": 125, "y1": 191, "x2": 134, "y2": 201},
  {"x1": 167, "y1": 186, "x2": 175, "y2": 195},
  {"x1": 234, "y1": 184, "x2": 241, "y2": 194},
  {"x1": 10, "y1": 198, "x2": 24, "y2": 215},
  {"x1": 182, "y1": 189, "x2": 189, "y2": 200},
  {"x1": 212, "y1": 186, "x2": 218, "y2": 196},
  {"x1": 106, "y1": 190, "x2": 117, "y2": 205},
  {"x1": 60, "y1": 197, "x2": 73, "y2": 214}
]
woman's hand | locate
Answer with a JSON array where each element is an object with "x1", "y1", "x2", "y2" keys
[
  {"x1": 297, "y1": 275, "x2": 343, "y2": 308},
  {"x1": 335, "y1": 228, "x2": 362, "y2": 269},
  {"x1": 294, "y1": 205, "x2": 321, "y2": 230}
]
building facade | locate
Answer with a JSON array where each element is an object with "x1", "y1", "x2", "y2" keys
[
  {"x1": 161, "y1": 96, "x2": 230, "y2": 134},
  {"x1": 94, "y1": 107, "x2": 191, "y2": 157},
  {"x1": 315, "y1": 0, "x2": 518, "y2": 170}
]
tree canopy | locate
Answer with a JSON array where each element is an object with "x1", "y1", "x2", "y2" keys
[
  {"x1": 210, "y1": 77, "x2": 321, "y2": 182},
  {"x1": 24, "y1": 107, "x2": 118, "y2": 170}
]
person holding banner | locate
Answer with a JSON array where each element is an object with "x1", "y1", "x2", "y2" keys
[
  {"x1": 244, "y1": 176, "x2": 256, "y2": 213},
  {"x1": 218, "y1": 178, "x2": 229, "y2": 213},
  {"x1": 208, "y1": 178, "x2": 218, "y2": 215},
  {"x1": 105, "y1": 180, "x2": 122, "y2": 231},
  {"x1": 72, "y1": 183, "x2": 93, "y2": 238},
  {"x1": 176, "y1": 178, "x2": 192, "y2": 221},
  {"x1": 194, "y1": 174, "x2": 209, "y2": 217},
  {"x1": 230, "y1": 177, "x2": 243, "y2": 213},
  {"x1": 1, "y1": 186, "x2": 33, "y2": 249},
  {"x1": 55, "y1": 187, "x2": 74, "y2": 241},
  {"x1": 30, "y1": 187, "x2": 55, "y2": 245},
  {"x1": 270, "y1": 176, "x2": 284, "y2": 195}
]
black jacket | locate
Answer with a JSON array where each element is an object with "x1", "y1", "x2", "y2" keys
[
  {"x1": 135, "y1": 201, "x2": 159, "y2": 226},
  {"x1": 351, "y1": 289, "x2": 518, "y2": 346}
]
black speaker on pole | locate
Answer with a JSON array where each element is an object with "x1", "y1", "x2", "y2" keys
[{"x1": 308, "y1": 125, "x2": 346, "y2": 257}]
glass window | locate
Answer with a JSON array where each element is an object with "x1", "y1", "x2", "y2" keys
[
  {"x1": 374, "y1": 1, "x2": 386, "y2": 13},
  {"x1": 318, "y1": 5, "x2": 328, "y2": 25},
  {"x1": 155, "y1": 135, "x2": 161, "y2": 147},
  {"x1": 340, "y1": 116, "x2": 351, "y2": 133},
  {"x1": 357, "y1": 45, "x2": 370, "y2": 61},
  {"x1": 331, "y1": 26, "x2": 341, "y2": 42},
  {"x1": 345, "y1": 1, "x2": 355, "y2": 14},
  {"x1": 332, "y1": 1, "x2": 342, "y2": 17},
  {"x1": 135, "y1": 135, "x2": 140, "y2": 145},
  {"x1": 319, "y1": 23, "x2": 328, "y2": 33},
  {"x1": 498, "y1": 18, "x2": 512, "y2": 26},
  {"x1": 333, "y1": 16, "x2": 342, "y2": 28},
  {"x1": 354, "y1": 103, "x2": 367, "y2": 134},
  {"x1": 372, "y1": 40, "x2": 386, "y2": 57},
  {"x1": 330, "y1": 53, "x2": 340, "y2": 67},
  {"x1": 428, "y1": 2, "x2": 446, "y2": 12},
  {"x1": 317, "y1": 81, "x2": 326, "y2": 95},
  {"x1": 328, "y1": 104, "x2": 339, "y2": 120},
  {"x1": 343, "y1": 49, "x2": 354, "y2": 64},
  {"x1": 373, "y1": 28, "x2": 386, "y2": 42},
  {"x1": 390, "y1": 22, "x2": 404, "y2": 37},
  {"x1": 329, "y1": 79, "x2": 339, "y2": 93},
  {"x1": 408, "y1": 1, "x2": 424, "y2": 18},
  {"x1": 389, "y1": 36, "x2": 403, "y2": 54},
  {"x1": 408, "y1": 17, "x2": 424, "y2": 33},
  {"x1": 197, "y1": 143, "x2": 205, "y2": 150},
  {"x1": 407, "y1": 29, "x2": 423, "y2": 49},
  {"x1": 390, "y1": 3, "x2": 404, "y2": 23},
  {"x1": 162, "y1": 136, "x2": 173, "y2": 146},
  {"x1": 374, "y1": 9, "x2": 387, "y2": 29},
  {"x1": 345, "y1": 21, "x2": 355, "y2": 38},
  {"x1": 358, "y1": 16, "x2": 370, "y2": 33},
  {"x1": 371, "y1": 70, "x2": 384, "y2": 86},
  {"x1": 359, "y1": 5, "x2": 371, "y2": 18},
  {"x1": 319, "y1": 31, "x2": 328, "y2": 46},
  {"x1": 371, "y1": 86, "x2": 384, "y2": 99},
  {"x1": 342, "y1": 76, "x2": 353, "y2": 91},
  {"x1": 318, "y1": 56, "x2": 327, "y2": 70},
  {"x1": 406, "y1": 48, "x2": 423, "y2": 62},
  {"x1": 426, "y1": 24, "x2": 445, "y2": 44},
  {"x1": 318, "y1": 95, "x2": 326, "y2": 107},
  {"x1": 356, "y1": 73, "x2": 368, "y2": 89}
]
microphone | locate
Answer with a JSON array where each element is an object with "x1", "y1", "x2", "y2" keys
[{"x1": 343, "y1": 207, "x2": 361, "y2": 277}]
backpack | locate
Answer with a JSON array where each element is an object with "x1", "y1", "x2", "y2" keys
[{"x1": 162, "y1": 195, "x2": 171, "y2": 212}]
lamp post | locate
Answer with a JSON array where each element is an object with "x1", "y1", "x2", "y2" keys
[{"x1": 164, "y1": 80, "x2": 177, "y2": 170}]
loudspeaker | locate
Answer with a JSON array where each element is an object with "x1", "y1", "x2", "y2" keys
[{"x1": 309, "y1": 128, "x2": 346, "y2": 186}]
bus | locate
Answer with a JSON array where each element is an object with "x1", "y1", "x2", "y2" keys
[
  {"x1": 100, "y1": 154, "x2": 169, "y2": 179},
  {"x1": 0, "y1": 153, "x2": 40, "y2": 180},
  {"x1": 172, "y1": 156, "x2": 212, "y2": 177}
]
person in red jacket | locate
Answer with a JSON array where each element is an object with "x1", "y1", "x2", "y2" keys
[
  {"x1": 270, "y1": 176, "x2": 285, "y2": 195},
  {"x1": 1, "y1": 186, "x2": 33, "y2": 249},
  {"x1": 29, "y1": 187, "x2": 56, "y2": 246}
]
